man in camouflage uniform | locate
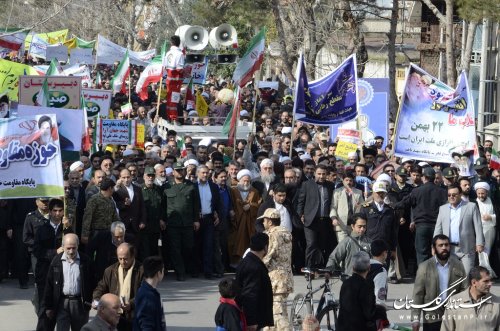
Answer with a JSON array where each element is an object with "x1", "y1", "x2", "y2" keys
[
  {"x1": 81, "y1": 178, "x2": 121, "y2": 244},
  {"x1": 85, "y1": 169, "x2": 106, "y2": 203},
  {"x1": 259, "y1": 208, "x2": 293, "y2": 331}
]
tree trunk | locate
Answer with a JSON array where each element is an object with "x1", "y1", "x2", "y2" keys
[
  {"x1": 270, "y1": 0, "x2": 296, "y2": 82},
  {"x1": 445, "y1": 0, "x2": 456, "y2": 86},
  {"x1": 460, "y1": 21, "x2": 478, "y2": 74},
  {"x1": 387, "y1": 0, "x2": 399, "y2": 120}
]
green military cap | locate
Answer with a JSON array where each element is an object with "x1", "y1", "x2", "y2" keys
[
  {"x1": 144, "y1": 167, "x2": 155, "y2": 175},
  {"x1": 173, "y1": 161, "x2": 185, "y2": 170},
  {"x1": 396, "y1": 166, "x2": 408, "y2": 177},
  {"x1": 442, "y1": 167, "x2": 456, "y2": 178}
]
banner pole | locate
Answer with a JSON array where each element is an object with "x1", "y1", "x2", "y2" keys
[
  {"x1": 127, "y1": 75, "x2": 131, "y2": 119},
  {"x1": 156, "y1": 77, "x2": 163, "y2": 117},
  {"x1": 251, "y1": 69, "x2": 262, "y2": 134},
  {"x1": 232, "y1": 87, "x2": 241, "y2": 159},
  {"x1": 289, "y1": 115, "x2": 296, "y2": 158}
]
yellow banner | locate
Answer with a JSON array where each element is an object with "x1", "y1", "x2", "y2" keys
[
  {"x1": 136, "y1": 124, "x2": 145, "y2": 149},
  {"x1": 0, "y1": 59, "x2": 39, "y2": 101},
  {"x1": 63, "y1": 38, "x2": 77, "y2": 50},
  {"x1": 335, "y1": 140, "x2": 359, "y2": 161},
  {"x1": 25, "y1": 29, "x2": 69, "y2": 48},
  {"x1": 196, "y1": 92, "x2": 208, "y2": 117}
]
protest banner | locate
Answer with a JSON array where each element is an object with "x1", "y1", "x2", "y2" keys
[
  {"x1": 70, "y1": 48, "x2": 94, "y2": 64},
  {"x1": 336, "y1": 140, "x2": 359, "y2": 161},
  {"x1": 95, "y1": 119, "x2": 137, "y2": 145},
  {"x1": 183, "y1": 58, "x2": 209, "y2": 84},
  {"x1": 62, "y1": 64, "x2": 92, "y2": 86},
  {"x1": 393, "y1": 64, "x2": 475, "y2": 163},
  {"x1": 0, "y1": 28, "x2": 29, "y2": 51},
  {"x1": 330, "y1": 78, "x2": 389, "y2": 146},
  {"x1": 136, "y1": 124, "x2": 145, "y2": 149},
  {"x1": 46, "y1": 44, "x2": 69, "y2": 62},
  {"x1": 0, "y1": 114, "x2": 65, "y2": 198},
  {"x1": 294, "y1": 54, "x2": 358, "y2": 125},
  {"x1": 19, "y1": 76, "x2": 82, "y2": 109},
  {"x1": 0, "y1": 59, "x2": 39, "y2": 101},
  {"x1": 17, "y1": 105, "x2": 83, "y2": 152},
  {"x1": 24, "y1": 29, "x2": 68, "y2": 48},
  {"x1": 96, "y1": 35, "x2": 155, "y2": 66},
  {"x1": 28, "y1": 34, "x2": 48, "y2": 59},
  {"x1": 337, "y1": 128, "x2": 361, "y2": 144},
  {"x1": 82, "y1": 88, "x2": 112, "y2": 118}
]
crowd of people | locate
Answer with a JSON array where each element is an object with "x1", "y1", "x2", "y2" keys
[{"x1": 0, "y1": 39, "x2": 500, "y2": 331}]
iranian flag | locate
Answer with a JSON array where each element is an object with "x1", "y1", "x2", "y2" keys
[
  {"x1": 0, "y1": 28, "x2": 29, "y2": 51},
  {"x1": 184, "y1": 77, "x2": 195, "y2": 110},
  {"x1": 111, "y1": 50, "x2": 130, "y2": 94},
  {"x1": 136, "y1": 55, "x2": 162, "y2": 100},
  {"x1": 222, "y1": 87, "x2": 242, "y2": 146},
  {"x1": 36, "y1": 77, "x2": 50, "y2": 107},
  {"x1": 490, "y1": 149, "x2": 500, "y2": 170},
  {"x1": 46, "y1": 58, "x2": 61, "y2": 76},
  {"x1": 232, "y1": 27, "x2": 266, "y2": 87}
]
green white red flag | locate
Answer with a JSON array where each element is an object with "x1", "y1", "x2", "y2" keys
[
  {"x1": 184, "y1": 77, "x2": 195, "y2": 110},
  {"x1": 111, "y1": 50, "x2": 130, "y2": 94},
  {"x1": 490, "y1": 149, "x2": 500, "y2": 170},
  {"x1": 222, "y1": 87, "x2": 242, "y2": 146},
  {"x1": 35, "y1": 77, "x2": 50, "y2": 107},
  {"x1": 136, "y1": 55, "x2": 162, "y2": 100},
  {"x1": 0, "y1": 28, "x2": 29, "y2": 51},
  {"x1": 232, "y1": 27, "x2": 266, "y2": 87}
]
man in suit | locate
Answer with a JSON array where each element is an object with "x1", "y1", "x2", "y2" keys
[
  {"x1": 433, "y1": 184, "x2": 485, "y2": 274},
  {"x1": 194, "y1": 165, "x2": 223, "y2": 279},
  {"x1": 330, "y1": 171, "x2": 364, "y2": 243},
  {"x1": 67, "y1": 170, "x2": 87, "y2": 239},
  {"x1": 113, "y1": 169, "x2": 147, "y2": 253},
  {"x1": 297, "y1": 164, "x2": 336, "y2": 268},
  {"x1": 44, "y1": 234, "x2": 95, "y2": 331},
  {"x1": 411, "y1": 234, "x2": 467, "y2": 331},
  {"x1": 81, "y1": 293, "x2": 121, "y2": 331},
  {"x1": 257, "y1": 183, "x2": 305, "y2": 273}
]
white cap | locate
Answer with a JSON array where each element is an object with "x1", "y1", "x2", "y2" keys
[
  {"x1": 377, "y1": 173, "x2": 392, "y2": 184},
  {"x1": 418, "y1": 161, "x2": 430, "y2": 167},
  {"x1": 474, "y1": 181, "x2": 490, "y2": 192},
  {"x1": 300, "y1": 154, "x2": 311, "y2": 161},
  {"x1": 122, "y1": 149, "x2": 135, "y2": 157},
  {"x1": 69, "y1": 161, "x2": 84, "y2": 171},
  {"x1": 145, "y1": 142, "x2": 154, "y2": 148},
  {"x1": 240, "y1": 110, "x2": 249, "y2": 117},
  {"x1": 372, "y1": 181, "x2": 388, "y2": 193},
  {"x1": 184, "y1": 159, "x2": 199, "y2": 167},
  {"x1": 198, "y1": 138, "x2": 212, "y2": 147},
  {"x1": 279, "y1": 156, "x2": 292, "y2": 163},
  {"x1": 237, "y1": 169, "x2": 252, "y2": 180},
  {"x1": 347, "y1": 151, "x2": 358, "y2": 159},
  {"x1": 281, "y1": 127, "x2": 292, "y2": 134},
  {"x1": 401, "y1": 158, "x2": 414, "y2": 164}
]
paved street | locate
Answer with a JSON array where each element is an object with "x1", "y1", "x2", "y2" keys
[{"x1": 1, "y1": 272, "x2": 499, "y2": 330}]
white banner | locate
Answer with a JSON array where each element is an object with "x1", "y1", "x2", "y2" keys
[
  {"x1": 183, "y1": 58, "x2": 209, "y2": 84},
  {"x1": 17, "y1": 105, "x2": 84, "y2": 152},
  {"x1": 29, "y1": 34, "x2": 48, "y2": 59},
  {"x1": 46, "y1": 44, "x2": 69, "y2": 62},
  {"x1": 0, "y1": 114, "x2": 64, "y2": 199},
  {"x1": 70, "y1": 48, "x2": 94, "y2": 64},
  {"x1": 258, "y1": 81, "x2": 279, "y2": 90},
  {"x1": 96, "y1": 35, "x2": 155, "y2": 66},
  {"x1": 82, "y1": 88, "x2": 112, "y2": 118},
  {"x1": 62, "y1": 64, "x2": 92, "y2": 86}
]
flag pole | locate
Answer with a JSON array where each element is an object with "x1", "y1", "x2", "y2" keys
[
  {"x1": 127, "y1": 76, "x2": 131, "y2": 119},
  {"x1": 289, "y1": 113, "x2": 296, "y2": 158},
  {"x1": 156, "y1": 78, "x2": 163, "y2": 117},
  {"x1": 251, "y1": 69, "x2": 262, "y2": 134},
  {"x1": 232, "y1": 87, "x2": 241, "y2": 160}
]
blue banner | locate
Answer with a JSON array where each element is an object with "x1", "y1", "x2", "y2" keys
[
  {"x1": 330, "y1": 78, "x2": 389, "y2": 146},
  {"x1": 293, "y1": 54, "x2": 358, "y2": 124}
]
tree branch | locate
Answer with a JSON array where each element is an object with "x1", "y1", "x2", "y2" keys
[{"x1": 421, "y1": 0, "x2": 446, "y2": 24}]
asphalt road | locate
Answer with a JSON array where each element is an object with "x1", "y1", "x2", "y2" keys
[{"x1": 1, "y1": 272, "x2": 498, "y2": 330}]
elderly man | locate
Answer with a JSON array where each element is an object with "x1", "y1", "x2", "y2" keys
[
  {"x1": 229, "y1": 169, "x2": 262, "y2": 265},
  {"x1": 87, "y1": 221, "x2": 133, "y2": 281},
  {"x1": 474, "y1": 182, "x2": 496, "y2": 255},
  {"x1": 153, "y1": 164, "x2": 167, "y2": 187},
  {"x1": 93, "y1": 243, "x2": 144, "y2": 331},
  {"x1": 252, "y1": 158, "x2": 280, "y2": 201},
  {"x1": 44, "y1": 234, "x2": 94, "y2": 331},
  {"x1": 258, "y1": 208, "x2": 293, "y2": 331},
  {"x1": 434, "y1": 184, "x2": 485, "y2": 274},
  {"x1": 82, "y1": 293, "x2": 122, "y2": 331}
]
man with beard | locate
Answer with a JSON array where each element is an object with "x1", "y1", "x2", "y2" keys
[
  {"x1": 226, "y1": 161, "x2": 240, "y2": 187},
  {"x1": 283, "y1": 169, "x2": 300, "y2": 207},
  {"x1": 153, "y1": 164, "x2": 167, "y2": 187},
  {"x1": 196, "y1": 145, "x2": 209, "y2": 164},
  {"x1": 458, "y1": 177, "x2": 475, "y2": 202},
  {"x1": 165, "y1": 162, "x2": 200, "y2": 281},
  {"x1": 252, "y1": 158, "x2": 280, "y2": 202},
  {"x1": 297, "y1": 164, "x2": 336, "y2": 268},
  {"x1": 411, "y1": 235, "x2": 467, "y2": 331},
  {"x1": 228, "y1": 169, "x2": 262, "y2": 265},
  {"x1": 85, "y1": 170, "x2": 106, "y2": 203},
  {"x1": 474, "y1": 157, "x2": 500, "y2": 206},
  {"x1": 474, "y1": 182, "x2": 496, "y2": 255},
  {"x1": 100, "y1": 155, "x2": 116, "y2": 181},
  {"x1": 83, "y1": 152, "x2": 103, "y2": 182}
]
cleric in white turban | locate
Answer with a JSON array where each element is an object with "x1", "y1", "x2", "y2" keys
[
  {"x1": 69, "y1": 161, "x2": 84, "y2": 172},
  {"x1": 474, "y1": 181, "x2": 496, "y2": 254},
  {"x1": 236, "y1": 169, "x2": 252, "y2": 181}
]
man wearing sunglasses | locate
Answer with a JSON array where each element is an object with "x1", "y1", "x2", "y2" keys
[{"x1": 434, "y1": 184, "x2": 485, "y2": 274}]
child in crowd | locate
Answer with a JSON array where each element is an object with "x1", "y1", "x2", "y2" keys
[{"x1": 215, "y1": 278, "x2": 247, "y2": 331}]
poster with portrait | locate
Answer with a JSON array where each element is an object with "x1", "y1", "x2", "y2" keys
[{"x1": 0, "y1": 114, "x2": 65, "y2": 198}]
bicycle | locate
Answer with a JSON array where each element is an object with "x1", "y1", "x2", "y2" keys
[{"x1": 289, "y1": 267, "x2": 346, "y2": 331}]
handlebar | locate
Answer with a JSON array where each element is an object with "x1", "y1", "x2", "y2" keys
[{"x1": 300, "y1": 267, "x2": 344, "y2": 278}]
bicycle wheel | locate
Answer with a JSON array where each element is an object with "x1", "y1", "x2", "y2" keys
[
  {"x1": 290, "y1": 293, "x2": 312, "y2": 331},
  {"x1": 317, "y1": 304, "x2": 339, "y2": 331}
]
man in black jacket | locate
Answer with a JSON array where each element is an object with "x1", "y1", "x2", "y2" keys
[
  {"x1": 44, "y1": 234, "x2": 94, "y2": 331},
  {"x1": 236, "y1": 233, "x2": 273, "y2": 331},
  {"x1": 394, "y1": 167, "x2": 447, "y2": 264},
  {"x1": 338, "y1": 251, "x2": 376, "y2": 331},
  {"x1": 297, "y1": 164, "x2": 336, "y2": 267}
]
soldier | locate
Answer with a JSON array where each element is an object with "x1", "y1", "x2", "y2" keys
[
  {"x1": 22, "y1": 197, "x2": 50, "y2": 286},
  {"x1": 141, "y1": 167, "x2": 166, "y2": 260},
  {"x1": 164, "y1": 162, "x2": 200, "y2": 281},
  {"x1": 259, "y1": 208, "x2": 293, "y2": 331},
  {"x1": 82, "y1": 178, "x2": 121, "y2": 244},
  {"x1": 85, "y1": 170, "x2": 106, "y2": 203}
]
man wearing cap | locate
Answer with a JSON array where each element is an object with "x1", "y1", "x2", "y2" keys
[
  {"x1": 258, "y1": 208, "x2": 293, "y2": 331},
  {"x1": 359, "y1": 181, "x2": 398, "y2": 264},
  {"x1": 474, "y1": 157, "x2": 500, "y2": 204},
  {"x1": 394, "y1": 167, "x2": 447, "y2": 265},
  {"x1": 474, "y1": 182, "x2": 496, "y2": 254},
  {"x1": 164, "y1": 162, "x2": 200, "y2": 281},
  {"x1": 434, "y1": 184, "x2": 485, "y2": 274},
  {"x1": 297, "y1": 164, "x2": 336, "y2": 268},
  {"x1": 140, "y1": 167, "x2": 166, "y2": 260},
  {"x1": 82, "y1": 178, "x2": 121, "y2": 244},
  {"x1": 442, "y1": 167, "x2": 458, "y2": 187}
]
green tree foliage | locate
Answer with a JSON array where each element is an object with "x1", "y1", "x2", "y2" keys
[{"x1": 456, "y1": 0, "x2": 500, "y2": 21}]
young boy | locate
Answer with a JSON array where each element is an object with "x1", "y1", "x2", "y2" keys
[{"x1": 215, "y1": 278, "x2": 247, "y2": 331}]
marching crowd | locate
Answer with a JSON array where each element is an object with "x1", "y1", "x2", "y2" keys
[{"x1": 1, "y1": 46, "x2": 500, "y2": 331}]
